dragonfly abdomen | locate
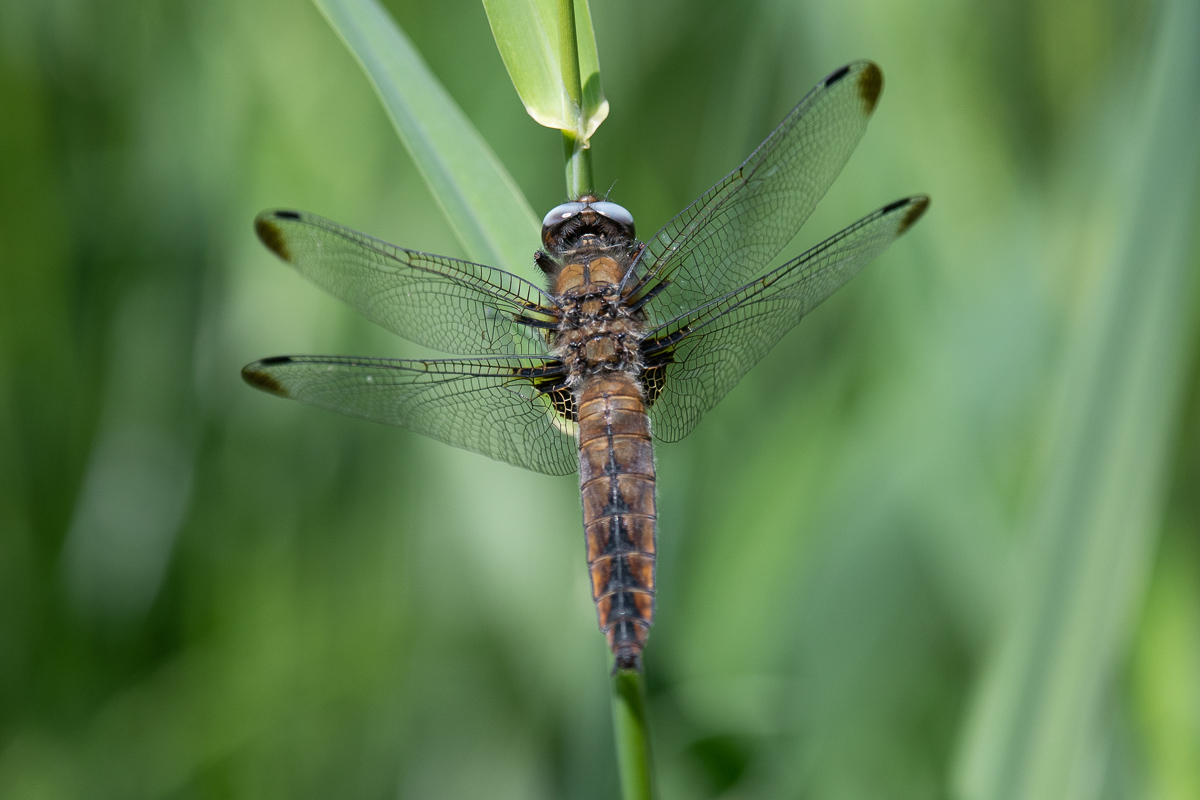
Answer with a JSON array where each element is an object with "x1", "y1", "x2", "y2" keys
[{"x1": 578, "y1": 373, "x2": 657, "y2": 672}]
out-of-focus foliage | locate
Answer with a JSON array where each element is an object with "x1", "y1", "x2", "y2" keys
[
  {"x1": 0, "y1": 2, "x2": 1196, "y2": 800},
  {"x1": 955, "y1": 2, "x2": 1199, "y2": 798},
  {"x1": 313, "y1": 0, "x2": 540, "y2": 273}
]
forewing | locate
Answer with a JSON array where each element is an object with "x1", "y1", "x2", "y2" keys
[
  {"x1": 641, "y1": 197, "x2": 928, "y2": 442},
  {"x1": 627, "y1": 61, "x2": 884, "y2": 324},
  {"x1": 255, "y1": 210, "x2": 557, "y2": 356},
  {"x1": 242, "y1": 354, "x2": 579, "y2": 475}
]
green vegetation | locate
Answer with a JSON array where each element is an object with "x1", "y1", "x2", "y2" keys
[
  {"x1": 0, "y1": 0, "x2": 1197, "y2": 799},
  {"x1": 482, "y1": 0, "x2": 606, "y2": 197},
  {"x1": 315, "y1": 0, "x2": 539, "y2": 271},
  {"x1": 612, "y1": 669, "x2": 655, "y2": 800}
]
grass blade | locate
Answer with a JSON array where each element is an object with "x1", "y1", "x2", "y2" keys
[
  {"x1": 482, "y1": 0, "x2": 609, "y2": 142},
  {"x1": 313, "y1": 0, "x2": 539, "y2": 273},
  {"x1": 953, "y1": 0, "x2": 1200, "y2": 798}
]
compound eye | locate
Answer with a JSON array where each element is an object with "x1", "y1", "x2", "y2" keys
[
  {"x1": 542, "y1": 202, "x2": 586, "y2": 231},
  {"x1": 591, "y1": 201, "x2": 635, "y2": 232}
]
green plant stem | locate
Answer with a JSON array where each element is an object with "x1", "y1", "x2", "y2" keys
[
  {"x1": 611, "y1": 669, "x2": 656, "y2": 800},
  {"x1": 558, "y1": 0, "x2": 592, "y2": 198},
  {"x1": 563, "y1": 131, "x2": 593, "y2": 199}
]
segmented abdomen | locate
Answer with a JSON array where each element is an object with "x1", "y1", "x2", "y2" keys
[{"x1": 577, "y1": 374, "x2": 656, "y2": 672}]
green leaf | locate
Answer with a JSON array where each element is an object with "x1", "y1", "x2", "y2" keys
[
  {"x1": 482, "y1": 0, "x2": 609, "y2": 142},
  {"x1": 312, "y1": 0, "x2": 539, "y2": 274},
  {"x1": 953, "y1": 0, "x2": 1200, "y2": 798}
]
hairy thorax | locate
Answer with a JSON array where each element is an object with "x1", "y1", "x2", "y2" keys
[{"x1": 550, "y1": 249, "x2": 645, "y2": 390}]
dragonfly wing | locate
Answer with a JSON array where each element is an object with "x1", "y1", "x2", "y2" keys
[
  {"x1": 255, "y1": 210, "x2": 558, "y2": 356},
  {"x1": 242, "y1": 355, "x2": 579, "y2": 475},
  {"x1": 641, "y1": 196, "x2": 928, "y2": 442},
  {"x1": 627, "y1": 61, "x2": 884, "y2": 325}
]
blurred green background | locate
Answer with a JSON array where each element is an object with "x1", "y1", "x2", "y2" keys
[{"x1": 1, "y1": 0, "x2": 1198, "y2": 798}]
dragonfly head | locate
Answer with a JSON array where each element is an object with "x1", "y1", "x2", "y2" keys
[{"x1": 541, "y1": 195, "x2": 636, "y2": 252}]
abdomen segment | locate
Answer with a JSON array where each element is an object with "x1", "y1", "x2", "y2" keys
[{"x1": 577, "y1": 374, "x2": 657, "y2": 671}]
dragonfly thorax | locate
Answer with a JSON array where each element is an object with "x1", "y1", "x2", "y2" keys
[{"x1": 551, "y1": 252, "x2": 646, "y2": 390}]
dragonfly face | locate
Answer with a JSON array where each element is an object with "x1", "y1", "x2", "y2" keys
[
  {"x1": 243, "y1": 61, "x2": 928, "y2": 671},
  {"x1": 541, "y1": 197, "x2": 637, "y2": 250}
]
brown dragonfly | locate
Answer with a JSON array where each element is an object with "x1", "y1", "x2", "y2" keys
[{"x1": 243, "y1": 61, "x2": 927, "y2": 672}]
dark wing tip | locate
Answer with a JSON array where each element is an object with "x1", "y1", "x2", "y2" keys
[
  {"x1": 857, "y1": 62, "x2": 883, "y2": 115},
  {"x1": 824, "y1": 64, "x2": 853, "y2": 86},
  {"x1": 254, "y1": 210, "x2": 299, "y2": 262},
  {"x1": 895, "y1": 195, "x2": 930, "y2": 234},
  {"x1": 822, "y1": 61, "x2": 883, "y2": 115},
  {"x1": 242, "y1": 359, "x2": 291, "y2": 397}
]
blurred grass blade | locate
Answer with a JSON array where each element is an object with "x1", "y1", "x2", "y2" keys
[
  {"x1": 313, "y1": 0, "x2": 539, "y2": 273},
  {"x1": 953, "y1": 0, "x2": 1200, "y2": 798},
  {"x1": 482, "y1": 0, "x2": 609, "y2": 142},
  {"x1": 612, "y1": 670, "x2": 656, "y2": 800}
]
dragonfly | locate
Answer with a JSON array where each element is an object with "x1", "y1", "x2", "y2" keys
[{"x1": 243, "y1": 61, "x2": 928, "y2": 672}]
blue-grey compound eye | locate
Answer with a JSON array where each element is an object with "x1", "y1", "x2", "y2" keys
[
  {"x1": 590, "y1": 201, "x2": 635, "y2": 231},
  {"x1": 542, "y1": 202, "x2": 586, "y2": 230}
]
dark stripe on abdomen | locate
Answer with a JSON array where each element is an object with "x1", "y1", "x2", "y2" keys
[{"x1": 577, "y1": 374, "x2": 657, "y2": 672}]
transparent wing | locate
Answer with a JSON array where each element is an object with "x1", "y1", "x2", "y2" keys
[
  {"x1": 625, "y1": 61, "x2": 884, "y2": 325},
  {"x1": 641, "y1": 196, "x2": 928, "y2": 442},
  {"x1": 255, "y1": 210, "x2": 558, "y2": 356},
  {"x1": 242, "y1": 354, "x2": 579, "y2": 475}
]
